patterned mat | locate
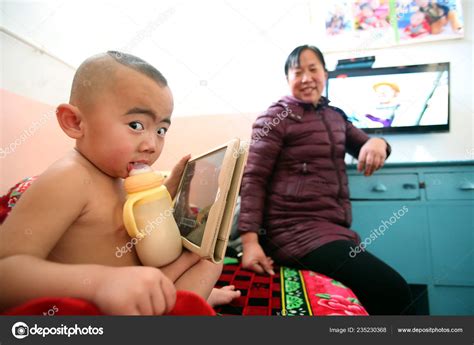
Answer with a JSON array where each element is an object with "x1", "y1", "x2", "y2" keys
[{"x1": 215, "y1": 262, "x2": 368, "y2": 316}]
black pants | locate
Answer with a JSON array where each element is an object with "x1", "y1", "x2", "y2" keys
[{"x1": 296, "y1": 240, "x2": 414, "y2": 315}]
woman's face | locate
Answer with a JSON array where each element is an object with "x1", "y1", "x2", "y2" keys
[{"x1": 287, "y1": 49, "x2": 328, "y2": 105}]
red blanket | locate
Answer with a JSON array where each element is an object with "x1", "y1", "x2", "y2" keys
[{"x1": 3, "y1": 291, "x2": 216, "y2": 316}]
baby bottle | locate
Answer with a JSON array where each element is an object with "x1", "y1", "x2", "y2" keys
[{"x1": 123, "y1": 163, "x2": 182, "y2": 267}]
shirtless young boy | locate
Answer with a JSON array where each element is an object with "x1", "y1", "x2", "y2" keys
[{"x1": 0, "y1": 51, "x2": 240, "y2": 315}]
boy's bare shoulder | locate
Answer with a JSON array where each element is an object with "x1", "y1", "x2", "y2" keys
[
  {"x1": 41, "y1": 150, "x2": 94, "y2": 183},
  {"x1": 0, "y1": 151, "x2": 96, "y2": 258},
  {"x1": 19, "y1": 151, "x2": 95, "y2": 208}
]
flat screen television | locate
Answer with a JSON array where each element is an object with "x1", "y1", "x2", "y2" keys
[{"x1": 326, "y1": 62, "x2": 450, "y2": 134}]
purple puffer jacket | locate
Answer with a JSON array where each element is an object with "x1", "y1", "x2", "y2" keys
[{"x1": 238, "y1": 95, "x2": 374, "y2": 263}]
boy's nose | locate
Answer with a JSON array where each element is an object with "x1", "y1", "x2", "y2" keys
[{"x1": 138, "y1": 134, "x2": 157, "y2": 153}]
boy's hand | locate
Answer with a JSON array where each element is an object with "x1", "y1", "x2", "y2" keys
[
  {"x1": 164, "y1": 154, "x2": 191, "y2": 199},
  {"x1": 93, "y1": 266, "x2": 176, "y2": 315}
]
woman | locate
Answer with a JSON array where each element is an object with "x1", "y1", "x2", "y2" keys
[{"x1": 238, "y1": 45, "x2": 413, "y2": 315}]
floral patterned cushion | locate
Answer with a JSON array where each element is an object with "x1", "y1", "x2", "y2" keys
[{"x1": 215, "y1": 262, "x2": 368, "y2": 316}]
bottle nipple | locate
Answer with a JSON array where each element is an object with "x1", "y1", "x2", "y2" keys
[
  {"x1": 124, "y1": 164, "x2": 165, "y2": 193},
  {"x1": 129, "y1": 162, "x2": 153, "y2": 176}
]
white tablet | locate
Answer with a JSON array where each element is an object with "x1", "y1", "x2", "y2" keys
[{"x1": 172, "y1": 138, "x2": 248, "y2": 263}]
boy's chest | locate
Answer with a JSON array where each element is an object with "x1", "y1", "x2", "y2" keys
[
  {"x1": 86, "y1": 184, "x2": 136, "y2": 248},
  {"x1": 82, "y1": 180, "x2": 126, "y2": 230},
  {"x1": 51, "y1": 182, "x2": 142, "y2": 266}
]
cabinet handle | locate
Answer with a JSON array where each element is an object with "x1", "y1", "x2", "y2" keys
[
  {"x1": 372, "y1": 183, "x2": 387, "y2": 192},
  {"x1": 459, "y1": 181, "x2": 474, "y2": 191},
  {"x1": 403, "y1": 183, "x2": 417, "y2": 190}
]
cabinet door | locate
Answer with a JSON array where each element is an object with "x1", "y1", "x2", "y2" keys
[
  {"x1": 425, "y1": 172, "x2": 474, "y2": 200},
  {"x1": 428, "y1": 203, "x2": 474, "y2": 286},
  {"x1": 428, "y1": 286, "x2": 474, "y2": 315},
  {"x1": 349, "y1": 173, "x2": 420, "y2": 200},
  {"x1": 351, "y1": 203, "x2": 430, "y2": 284}
]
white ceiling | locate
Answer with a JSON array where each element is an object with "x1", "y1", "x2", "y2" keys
[{"x1": 1, "y1": 0, "x2": 322, "y2": 116}]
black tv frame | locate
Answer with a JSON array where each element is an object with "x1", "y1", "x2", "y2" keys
[{"x1": 326, "y1": 62, "x2": 450, "y2": 135}]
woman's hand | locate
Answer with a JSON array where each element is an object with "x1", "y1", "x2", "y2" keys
[
  {"x1": 242, "y1": 240, "x2": 275, "y2": 275},
  {"x1": 163, "y1": 154, "x2": 191, "y2": 199},
  {"x1": 357, "y1": 138, "x2": 388, "y2": 176}
]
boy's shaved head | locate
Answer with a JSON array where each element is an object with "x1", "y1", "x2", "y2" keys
[{"x1": 70, "y1": 51, "x2": 168, "y2": 110}]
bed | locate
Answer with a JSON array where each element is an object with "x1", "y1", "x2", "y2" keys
[{"x1": 1, "y1": 177, "x2": 368, "y2": 316}]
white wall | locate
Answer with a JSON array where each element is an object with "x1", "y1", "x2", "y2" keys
[
  {"x1": 0, "y1": 30, "x2": 75, "y2": 106},
  {"x1": 330, "y1": 1, "x2": 473, "y2": 163},
  {"x1": 1, "y1": 0, "x2": 473, "y2": 166}
]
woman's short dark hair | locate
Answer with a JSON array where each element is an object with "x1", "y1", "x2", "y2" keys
[{"x1": 284, "y1": 45, "x2": 327, "y2": 78}]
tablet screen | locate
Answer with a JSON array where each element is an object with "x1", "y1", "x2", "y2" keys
[{"x1": 173, "y1": 148, "x2": 226, "y2": 246}]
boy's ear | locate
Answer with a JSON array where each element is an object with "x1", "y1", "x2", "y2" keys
[{"x1": 56, "y1": 104, "x2": 84, "y2": 139}]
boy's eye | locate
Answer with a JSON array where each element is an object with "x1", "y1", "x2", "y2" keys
[
  {"x1": 157, "y1": 127, "x2": 168, "y2": 137},
  {"x1": 129, "y1": 121, "x2": 144, "y2": 131}
]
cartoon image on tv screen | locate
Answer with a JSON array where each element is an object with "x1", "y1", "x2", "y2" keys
[
  {"x1": 173, "y1": 149, "x2": 226, "y2": 247},
  {"x1": 365, "y1": 81, "x2": 401, "y2": 127},
  {"x1": 328, "y1": 67, "x2": 449, "y2": 130}
]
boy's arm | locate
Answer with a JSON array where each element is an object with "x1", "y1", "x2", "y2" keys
[
  {"x1": 0, "y1": 165, "x2": 93, "y2": 309},
  {"x1": 0, "y1": 165, "x2": 176, "y2": 314},
  {"x1": 0, "y1": 164, "x2": 88, "y2": 259},
  {"x1": 0, "y1": 255, "x2": 176, "y2": 315},
  {"x1": 0, "y1": 254, "x2": 104, "y2": 309}
]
